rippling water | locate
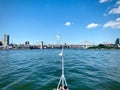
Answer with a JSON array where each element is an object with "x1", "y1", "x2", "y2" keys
[{"x1": 0, "y1": 49, "x2": 120, "y2": 90}]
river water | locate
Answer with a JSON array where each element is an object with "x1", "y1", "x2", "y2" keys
[{"x1": 0, "y1": 49, "x2": 120, "y2": 90}]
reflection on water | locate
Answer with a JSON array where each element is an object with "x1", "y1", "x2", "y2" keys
[{"x1": 0, "y1": 49, "x2": 120, "y2": 90}]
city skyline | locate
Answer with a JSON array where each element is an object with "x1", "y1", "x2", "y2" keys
[{"x1": 0, "y1": 0, "x2": 120, "y2": 45}]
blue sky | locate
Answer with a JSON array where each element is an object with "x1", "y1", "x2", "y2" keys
[{"x1": 0, "y1": 0, "x2": 120, "y2": 45}]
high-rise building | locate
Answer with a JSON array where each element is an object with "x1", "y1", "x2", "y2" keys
[
  {"x1": 0, "y1": 40, "x2": 3, "y2": 46},
  {"x1": 41, "y1": 41, "x2": 43, "y2": 49},
  {"x1": 3, "y1": 34, "x2": 9, "y2": 46},
  {"x1": 115, "y1": 38, "x2": 120, "y2": 45},
  {"x1": 25, "y1": 41, "x2": 30, "y2": 46}
]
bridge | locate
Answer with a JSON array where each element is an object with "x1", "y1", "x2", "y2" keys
[{"x1": 34, "y1": 41, "x2": 96, "y2": 49}]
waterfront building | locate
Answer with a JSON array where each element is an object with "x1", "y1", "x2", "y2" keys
[
  {"x1": 41, "y1": 41, "x2": 44, "y2": 49},
  {"x1": 3, "y1": 34, "x2": 9, "y2": 46},
  {"x1": 25, "y1": 41, "x2": 30, "y2": 46},
  {"x1": 0, "y1": 40, "x2": 3, "y2": 46},
  {"x1": 115, "y1": 38, "x2": 120, "y2": 48},
  {"x1": 115, "y1": 38, "x2": 120, "y2": 45}
]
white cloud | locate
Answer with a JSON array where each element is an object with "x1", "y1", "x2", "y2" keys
[
  {"x1": 86, "y1": 23, "x2": 99, "y2": 29},
  {"x1": 116, "y1": 0, "x2": 120, "y2": 5},
  {"x1": 109, "y1": 6, "x2": 120, "y2": 14},
  {"x1": 103, "y1": 17, "x2": 120, "y2": 29},
  {"x1": 65, "y1": 22, "x2": 71, "y2": 26},
  {"x1": 99, "y1": 0, "x2": 109, "y2": 3},
  {"x1": 104, "y1": 13, "x2": 107, "y2": 16},
  {"x1": 108, "y1": 0, "x2": 120, "y2": 14},
  {"x1": 116, "y1": 17, "x2": 120, "y2": 21}
]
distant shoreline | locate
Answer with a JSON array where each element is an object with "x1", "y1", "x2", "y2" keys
[{"x1": 0, "y1": 48, "x2": 120, "y2": 50}]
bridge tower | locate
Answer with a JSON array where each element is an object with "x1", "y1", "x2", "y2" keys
[{"x1": 84, "y1": 41, "x2": 88, "y2": 49}]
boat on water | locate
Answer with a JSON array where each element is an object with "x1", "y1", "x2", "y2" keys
[{"x1": 54, "y1": 47, "x2": 69, "y2": 90}]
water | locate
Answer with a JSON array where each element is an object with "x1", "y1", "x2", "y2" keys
[{"x1": 0, "y1": 49, "x2": 120, "y2": 90}]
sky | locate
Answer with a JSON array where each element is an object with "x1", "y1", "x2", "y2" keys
[{"x1": 0, "y1": 0, "x2": 120, "y2": 45}]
